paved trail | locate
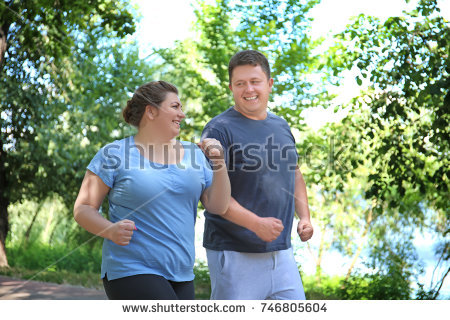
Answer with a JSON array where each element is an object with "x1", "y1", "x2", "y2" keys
[{"x1": 0, "y1": 276, "x2": 107, "y2": 300}]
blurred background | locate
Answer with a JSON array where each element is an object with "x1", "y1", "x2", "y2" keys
[{"x1": 0, "y1": 0, "x2": 448, "y2": 299}]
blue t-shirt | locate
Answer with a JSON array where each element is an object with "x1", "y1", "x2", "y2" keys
[
  {"x1": 87, "y1": 136, "x2": 213, "y2": 281},
  {"x1": 201, "y1": 108, "x2": 298, "y2": 253}
]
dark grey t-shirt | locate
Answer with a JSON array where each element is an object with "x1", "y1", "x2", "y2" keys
[{"x1": 201, "y1": 107, "x2": 298, "y2": 253}]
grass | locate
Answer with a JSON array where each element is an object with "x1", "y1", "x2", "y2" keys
[
  {"x1": 0, "y1": 265, "x2": 212, "y2": 298},
  {"x1": 2, "y1": 241, "x2": 213, "y2": 298},
  {"x1": 0, "y1": 266, "x2": 103, "y2": 289},
  {"x1": 3, "y1": 243, "x2": 372, "y2": 300}
]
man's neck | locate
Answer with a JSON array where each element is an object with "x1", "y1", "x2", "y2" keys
[{"x1": 233, "y1": 106, "x2": 267, "y2": 120}]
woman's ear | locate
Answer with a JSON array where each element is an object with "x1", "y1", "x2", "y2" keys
[{"x1": 145, "y1": 105, "x2": 158, "y2": 120}]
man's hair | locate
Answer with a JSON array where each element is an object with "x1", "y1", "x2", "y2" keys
[{"x1": 228, "y1": 50, "x2": 271, "y2": 83}]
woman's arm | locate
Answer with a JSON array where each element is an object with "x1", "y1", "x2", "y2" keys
[
  {"x1": 198, "y1": 139, "x2": 231, "y2": 215},
  {"x1": 73, "y1": 170, "x2": 135, "y2": 246}
]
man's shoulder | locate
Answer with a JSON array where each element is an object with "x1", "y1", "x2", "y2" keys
[
  {"x1": 267, "y1": 111, "x2": 290, "y2": 127},
  {"x1": 204, "y1": 108, "x2": 236, "y2": 131}
]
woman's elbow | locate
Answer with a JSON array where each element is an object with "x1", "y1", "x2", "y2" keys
[
  {"x1": 215, "y1": 205, "x2": 229, "y2": 216},
  {"x1": 73, "y1": 202, "x2": 85, "y2": 223},
  {"x1": 73, "y1": 205, "x2": 80, "y2": 222},
  {"x1": 205, "y1": 200, "x2": 229, "y2": 216}
]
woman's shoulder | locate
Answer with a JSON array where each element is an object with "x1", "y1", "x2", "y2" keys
[
  {"x1": 179, "y1": 140, "x2": 202, "y2": 156},
  {"x1": 93, "y1": 137, "x2": 133, "y2": 162},
  {"x1": 179, "y1": 140, "x2": 200, "y2": 149},
  {"x1": 179, "y1": 140, "x2": 209, "y2": 165},
  {"x1": 100, "y1": 136, "x2": 132, "y2": 150}
]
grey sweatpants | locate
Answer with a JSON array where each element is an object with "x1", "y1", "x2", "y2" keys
[{"x1": 206, "y1": 247, "x2": 306, "y2": 300}]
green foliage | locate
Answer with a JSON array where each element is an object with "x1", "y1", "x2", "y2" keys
[
  {"x1": 233, "y1": 0, "x2": 326, "y2": 114},
  {"x1": 0, "y1": 266, "x2": 103, "y2": 289},
  {"x1": 193, "y1": 260, "x2": 212, "y2": 300},
  {"x1": 0, "y1": 3, "x2": 164, "y2": 267},
  {"x1": 156, "y1": 0, "x2": 326, "y2": 140},
  {"x1": 340, "y1": 240, "x2": 420, "y2": 299},
  {"x1": 6, "y1": 242, "x2": 101, "y2": 274},
  {"x1": 331, "y1": 0, "x2": 449, "y2": 212},
  {"x1": 340, "y1": 270, "x2": 412, "y2": 300},
  {"x1": 302, "y1": 274, "x2": 342, "y2": 300},
  {"x1": 0, "y1": 0, "x2": 135, "y2": 69},
  {"x1": 0, "y1": 1, "x2": 141, "y2": 262},
  {"x1": 1, "y1": 0, "x2": 448, "y2": 299},
  {"x1": 323, "y1": 0, "x2": 449, "y2": 297}
]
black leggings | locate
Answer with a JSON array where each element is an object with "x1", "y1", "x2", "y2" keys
[{"x1": 103, "y1": 274, "x2": 195, "y2": 300}]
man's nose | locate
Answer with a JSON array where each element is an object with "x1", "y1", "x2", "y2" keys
[{"x1": 244, "y1": 83, "x2": 255, "y2": 92}]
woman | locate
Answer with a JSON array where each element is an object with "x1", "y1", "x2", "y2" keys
[{"x1": 73, "y1": 81, "x2": 230, "y2": 300}]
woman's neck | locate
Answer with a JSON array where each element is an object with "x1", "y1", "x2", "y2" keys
[
  {"x1": 134, "y1": 131, "x2": 175, "y2": 147},
  {"x1": 134, "y1": 131, "x2": 182, "y2": 165}
]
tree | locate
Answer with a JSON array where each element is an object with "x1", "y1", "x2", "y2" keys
[
  {"x1": 326, "y1": 0, "x2": 449, "y2": 297},
  {"x1": 0, "y1": 0, "x2": 136, "y2": 266},
  {"x1": 156, "y1": 0, "x2": 325, "y2": 136}
]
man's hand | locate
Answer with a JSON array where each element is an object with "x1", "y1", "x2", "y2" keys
[
  {"x1": 252, "y1": 217, "x2": 284, "y2": 242},
  {"x1": 297, "y1": 220, "x2": 313, "y2": 242}
]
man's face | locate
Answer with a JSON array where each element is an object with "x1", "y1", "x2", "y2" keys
[{"x1": 229, "y1": 64, "x2": 273, "y2": 120}]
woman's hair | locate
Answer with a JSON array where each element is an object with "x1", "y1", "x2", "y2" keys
[{"x1": 122, "y1": 80, "x2": 179, "y2": 127}]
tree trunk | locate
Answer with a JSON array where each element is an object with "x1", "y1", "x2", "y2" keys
[
  {"x1": 0, "y1": 22, "x2": 11, "y2": 73},
  {"x1": 24, "y1": 203, "x2": 43, "y2": 245},
  {"x1": 345, "y1": 203, "x2": 375, "y2": 279},
  {"x1": 315, "y1": 226, "x2": 326, "y2": 283},
  {"x1": 0, "y1": 139, "x2": 9, "y2": 267}
]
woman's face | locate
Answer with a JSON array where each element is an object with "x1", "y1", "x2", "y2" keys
[{"x1": 151, "y1": 92, "x2": 185, "y2": 138}]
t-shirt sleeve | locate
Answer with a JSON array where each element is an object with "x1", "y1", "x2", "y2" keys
[
  {"x1": 201, "y1": 126, "x2": 229, "y2": 148},
  {"x1": 87, "y1": 144, "x2": 121, "y2": 188}
]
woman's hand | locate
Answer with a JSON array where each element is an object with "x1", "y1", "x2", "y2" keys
[
  {"x1": 197, "y1": 138, "x2": 225, "y2": 168},
  {"x1": 108, "y1": 219, "x2": 136, "y2": 246},
  {"x1": 198, "y1": 138, "x2": 230, "y2": 215}
]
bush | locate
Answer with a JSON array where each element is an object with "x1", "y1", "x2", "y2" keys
[
  {"x1": 302, "y1": 274, "x2": 344, "y2": 299},
  {"x1": 193, "y1": 260, "x2": 211, "y2": 299},
  {"x1": 6, "y1": 242, "x2": 102, "y2": 274}
]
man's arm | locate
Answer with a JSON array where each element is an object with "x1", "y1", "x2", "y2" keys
[
  {"x1": 294, "y1": 166, "x2": 313, "y2": 241},
  {"x1": 221, "y1": 197, "x2": 284, "y2": 242}
]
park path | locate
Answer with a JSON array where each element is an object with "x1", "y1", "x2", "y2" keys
[{"x1": 0, "y1": 276, "x2": 107, "y2": 300}]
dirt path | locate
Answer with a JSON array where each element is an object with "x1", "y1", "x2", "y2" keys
[{"x1": 0, "y1": 276, "x2": 107, "y2": 300}]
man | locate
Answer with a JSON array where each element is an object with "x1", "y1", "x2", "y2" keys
[{"x1": 201, "y1": 50, "x2": 314, "y2": 300}]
